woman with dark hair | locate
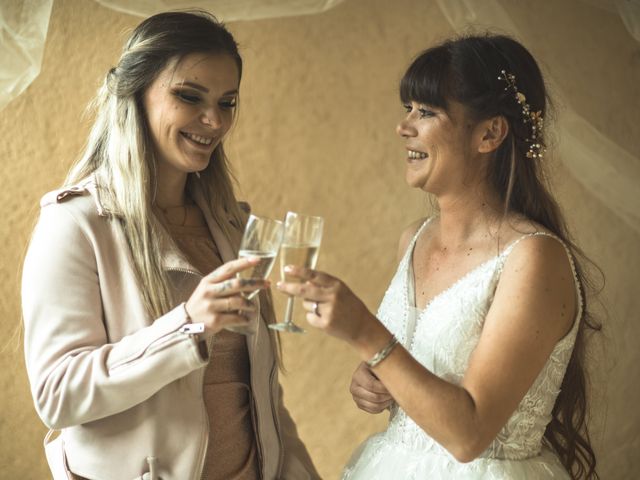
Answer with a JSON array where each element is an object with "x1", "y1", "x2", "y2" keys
[
  {"x1": 279, "y1": 34, "x2": 599, "y2": 479},
  {"x1": 22, "y1": 11, "x2": 318, "y2": 480}
]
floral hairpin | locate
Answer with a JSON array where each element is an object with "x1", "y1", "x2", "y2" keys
[{"x1": 498, "y1": 70, "x2": 545, "y2": 159}]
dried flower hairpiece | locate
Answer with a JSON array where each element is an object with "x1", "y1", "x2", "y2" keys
[{"x1": 498, "y1": 70, "x2": 545, "y2": 159}]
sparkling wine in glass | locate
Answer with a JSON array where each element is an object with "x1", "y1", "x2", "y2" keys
[
  {"x1": 229, "y1": 215, "x2": 283, "y2": 334},
  {"x1": 269, "y1": 212, "x2": 324, "y2": 334}
]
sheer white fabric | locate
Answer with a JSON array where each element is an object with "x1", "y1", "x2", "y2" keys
[
  {"x1": 615, "y1": 0, "x2": 640, "y2": 42},
  {"x1": 342, "y1": 219, "x2": 579, "y2": 479},
  {"x1": 1, "y1": 1, "x2": 638, "y2": 233},
  {"x1": 2, "y1": 0, "x2": 637, "y2": 235},
  {"x1": 93, "y1": 0, "x2": 346, "y2": 20},
  {"x1": 435, "y1": 0, "x2": 640, "y2": 237},
  {"x1": 0, "y1": 0, "x2": 344, "y2": 112},
  {"x1": 0, "y1": 0, "x2": 53, "y2": 111},
  {"x1": 581, "y1": 0, "x2": 640, "y2": 42}
]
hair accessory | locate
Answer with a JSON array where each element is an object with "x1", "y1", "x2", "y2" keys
[
  {"x1": 366, "y1": 335, "x2": 399, "y2": 368},
  {"x1": 498, "y1": 70, "x2": 545, "y2": 159}
]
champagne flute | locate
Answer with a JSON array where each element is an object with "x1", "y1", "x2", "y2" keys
[
  {"x1": 229, "y1": 215, "x2": 283, "y2": 334},
  {"x1": 269, "y1": 212, "x2": 324, "y2": 334}
]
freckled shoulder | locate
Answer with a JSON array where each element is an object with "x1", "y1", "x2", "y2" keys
[
  {"x1": 498, "y1": 233, "x2": 578, "y2": 336},
  {"x1": 503, "y1": 233, "x2": 573, "y2": 274}
]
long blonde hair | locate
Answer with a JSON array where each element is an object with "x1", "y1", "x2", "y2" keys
[{"x1": 66, "y1": 11, "x2": 244, "y2": 319}]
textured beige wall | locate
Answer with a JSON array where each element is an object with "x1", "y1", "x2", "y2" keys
[{"x1": 1, "y1": 0, "x2": 638, "y2": 478}]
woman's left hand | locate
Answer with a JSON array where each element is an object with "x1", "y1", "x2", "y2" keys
[{"x1": 276, "y1": 266, "x2": 375, "y2": 344}]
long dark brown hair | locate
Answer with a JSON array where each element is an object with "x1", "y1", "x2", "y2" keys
[{"x1": 400, "y1": 33, "x2": 601, "y2": 479}]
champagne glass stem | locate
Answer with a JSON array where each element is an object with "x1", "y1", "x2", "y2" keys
[{"x1": 283, "y1": 295, "x2": 295, "y2": 325}]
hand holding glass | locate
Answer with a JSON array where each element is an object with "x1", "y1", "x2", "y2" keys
[
  {"x1": 269, "y1": 212, "x2": 324, "y2": 334},
  {"x1": 229, "y1": 215, "x2": 284, "y2": 334}
]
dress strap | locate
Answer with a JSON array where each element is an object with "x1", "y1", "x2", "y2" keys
[
  {"x1": 500, "y1": 231, "x2": 583, "y2": 337},
  {"x1": 400, "y1": 217, "x2": 434, "y2": 263}
]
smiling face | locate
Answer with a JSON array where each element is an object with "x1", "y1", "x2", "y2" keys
[
  {"x1": 396, "y1": 100, "x2": 485, "y2": 196},
  {"x1": 143, "y1": 52, "x2": 240, "y2": 185}
]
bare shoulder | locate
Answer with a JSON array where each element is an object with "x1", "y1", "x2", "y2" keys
[
  {"x1": 462, "y1": 226, "x2": 581, "y2": 442},
  {"x1": 500, "y1": 212, "x2": 572, "y2": 273},
  {"x1": 397, "y1": 217, "x2": 429, "y2": 262},
  {"x1": 497, "y1": 232, "x2": 577, "y2": 338},
  {"x1": 505, "y1": 233, "x2": 574, "y2": 281}
]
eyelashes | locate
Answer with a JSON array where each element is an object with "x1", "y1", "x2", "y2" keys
[
  {"x1": 418, "y1": 108, "x2": 435, "y2": 119},
  {"x1": 220, "y1": 99, "x2": 237, "y2": 109},
  {"x1": 172, "y1": 89, "x2": 237, "y2": 109},
  {"x1": 174, "y1": 91, "x2": 200, "y2": 104},
  {"x1": 403, "y1": 103, "x2": 435, "y2": 119}
]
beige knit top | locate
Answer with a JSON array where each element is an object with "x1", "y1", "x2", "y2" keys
[{"x1": 164, "y1": 205, "x2": 259, "y2": 480}]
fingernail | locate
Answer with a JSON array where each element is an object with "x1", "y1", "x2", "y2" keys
[
  {"x1": 248, "y1": 257, "x2": 261, "y2": 263},
  {"x1": 276, "y1": 281, "x2": 283, "y2": 289},
  {"x1": 284, "y1": 265, "x2": 293, "y2": 272}
]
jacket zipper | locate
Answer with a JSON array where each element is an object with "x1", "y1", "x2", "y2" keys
[
  {"x1": 252, "y1": 304, "x2": 284, "y2": 478},
  {"x1": 166, "y1": 266, "x2": 210, "y2": 480},
  {"x1": 269, "y1": 362, "x2": 284, "y2": 478},
  {"x1": 250, "y1": 301, "x2": 266, "y2": 478},
  {"x1": 108, "y1": 331, "x2": 185, "y2": 373},
  {"x1": 166, "y1": 266, "x2": 202, "y2": 276},
  {"x1": 194, "y1": 340, "x2": 210, "y2": 480}
]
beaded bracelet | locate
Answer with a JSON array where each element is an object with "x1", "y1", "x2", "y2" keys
[{"x1": 366, "y1": 335, "x2": 399, "y2": 368}]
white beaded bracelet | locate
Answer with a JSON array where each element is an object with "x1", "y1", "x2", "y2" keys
[{"x1": 366, "y1": 335, "x2": 399, "y2": 368}]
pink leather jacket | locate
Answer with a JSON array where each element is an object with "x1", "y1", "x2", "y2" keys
[{"x1": 22, "y1": 178, "x2": 319, "y2": 480}]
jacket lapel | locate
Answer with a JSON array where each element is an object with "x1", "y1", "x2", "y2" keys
[{"x1": 190, "y1": 182, "x2": 239, "y2": 264}]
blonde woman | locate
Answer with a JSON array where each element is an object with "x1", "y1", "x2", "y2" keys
[{"x1": 22, "y1": 11, "x2": 318, "y2": 480}]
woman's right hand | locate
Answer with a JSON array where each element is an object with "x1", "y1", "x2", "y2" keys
[
  {"x1": 350, "y1": 362, "x2": 394, "y2": 414},
  {"x1": 185, "y1": 257, "x2": 269, "y2": 337}
]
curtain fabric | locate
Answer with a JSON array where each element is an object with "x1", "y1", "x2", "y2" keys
[
  {"x1": 1, "y1": 0, "x2": 638, "y2": 233},
  {"x1": 94, "y1": 0, "x2": 346, "y2": 20},
  {"x1": 0, "y1": 0, "x2": 345, "y2": 113},
  {"x1": 436, "y1": 0, "x2": 640, "y2": 235},
  {"x1": 0, "y1": 0, "x2": 54, "y2": 111}
]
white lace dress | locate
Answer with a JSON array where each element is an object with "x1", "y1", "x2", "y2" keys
[{"x1": 342, "y1": 219, "x2": 581, "y2": 479}]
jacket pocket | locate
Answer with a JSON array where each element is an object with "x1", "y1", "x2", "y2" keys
[
  {"x1": 43, "y1": 429, "x2": 74, "y2": 480},
  {"x1": 44, "y1": 430, "x2": 164, "y2": 480},
  {"x1": 137, "y1": 456, "x2": 162, "y2": 480}
]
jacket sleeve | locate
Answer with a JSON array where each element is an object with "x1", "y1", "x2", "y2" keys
[
  {"x1": 277, "y1": 384, "x2": 322, "y2": 480},
  {"x1": 22, "y1": 203, "x2": 208, "y2": 429}
]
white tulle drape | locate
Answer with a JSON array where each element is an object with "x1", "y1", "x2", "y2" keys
[
  {"x1": 93, "y1": 0, "x2": 345, "y2": 20},
  {"x1": 0, "y1": 0, "x2": 345, "y2": 112},
  {"x1": 0, "y1": 0, "x2": 54, "y2": 111},
  {"x1": 436, "y1": 0, "x2": 640, "y2": 236},
  {"x1": 0, "y1": 0, "x2": 638, "y2": 233}
]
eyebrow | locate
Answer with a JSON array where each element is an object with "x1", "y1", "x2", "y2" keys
[{"x1": 176, "y1": 81, "x2": 238, "y2": 96}]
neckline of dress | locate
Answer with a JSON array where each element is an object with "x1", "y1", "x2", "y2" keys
[{"x1": 404, "y1": 218, "x2": 547, "y2": 313}]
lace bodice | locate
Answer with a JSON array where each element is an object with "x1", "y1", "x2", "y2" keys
[{"x1": 377, "y1": 218, "x2": 582, "y2": 460}]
